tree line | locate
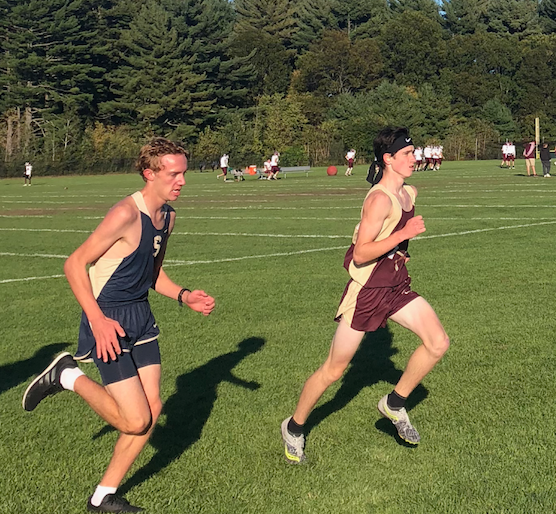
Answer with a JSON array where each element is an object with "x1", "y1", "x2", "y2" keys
[{"x1": 1, "y1": 0, "x2": 556, "y2": 176}]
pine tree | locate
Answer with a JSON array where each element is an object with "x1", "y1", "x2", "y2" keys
[
  {"x1": 234, "y1": 0, "x2": 298, "y2": 45},
  {"x1": 441, "y1": 0, "x2": 487, "y2": 35},
  {"x1": 162, "y1": 0, "x2": 255, "y2": 120},
  {"x1": 2, "y1": 0, "x2": 109, "y2": 117},
  {"x1": 292, "y1": 0, "x2": 336, "y2": 51},
  {"x1": 539, "y1": 0, "x2": 556, "y2": 33},
  {"x1": 100, "y1": 0, "x2": 212, "y2": 137},
  {"x1": 329, "y1": 0, "x2": 391, "y2": 39},
  {"x1": 483, "y1": 0, "x2": 541, "y2": 37},
  {"x1": 232, "y1": 0, "x2": 298, "y2": 95},
  {"x1": 390, "y1": 0, "x2": 441, "y2": 23}
]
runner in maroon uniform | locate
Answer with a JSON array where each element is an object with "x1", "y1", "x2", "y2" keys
[{"x1": 281, "y1": 127, "x2": 449, "y2": 462}]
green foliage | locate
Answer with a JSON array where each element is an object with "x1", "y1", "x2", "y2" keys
[
  {"x1": 163, "y1": 0, "x2": 255, "y2": 119},
  {"x1": 2, "y1": 0, "x2": 556, "y2": 168},
  {"x1": 234, "y1": 0, "x2": 298, "y2": 45},
  {"x1": 539, "y1": 0, "x2": 556, "y2": 33},
  {"x1": 231, "y1": 30, "x2": 293, "y2": 96},
  {"x1": 441, "y1": 0, "x2": 487, "y2": 34},
  {"x1": 295, "y1": 30, "x2": 382, "y2": 95},
  {"x1": 257, "y1": 93, "x2": 308, "y2": 155},
  {"x1": 515, "y1": 34, "x2": 556, "y2": 131},
  {"x1": 482, "y1": 0, "x2": 541, "y2": 37},
  {"x1": 99, "y1": 0, "x2": 211, "y2": 136},
  {"x1": 292, "y1": 0, "x2": 336, "y2": 51},
  {"x1": 379, "y1": 11, "x2": 446, "y2": 85},
  {"x1": 481, "y1": 99, "x2": 517, "y2": 139},
  {"x1": 444, "y1": 33, "x2": 519, "y2": 115},
  {"x1": 329, "y1": 0, "x2": 391, "y2": 38},
  {"x1": 279, "y1": 145, "x2": 309, "y2": 165}
]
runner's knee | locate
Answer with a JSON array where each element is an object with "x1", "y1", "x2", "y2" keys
[
  {"x1": 425, "y1": 333, "x2": 449, "y2": 360},
  {"x1": 121, "y1": 410, "x2": 153, "y2": 435},
  {"x1": 321, "y1": 361, "x2": 348, "y2": 384}
]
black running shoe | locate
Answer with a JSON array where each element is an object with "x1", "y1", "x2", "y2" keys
[
  {"x1": 22, "y1": 352, "x2": 77, "y2": 411},
  {"x1": 87, "y1": 494, "x2": 144, "y2": 513}
]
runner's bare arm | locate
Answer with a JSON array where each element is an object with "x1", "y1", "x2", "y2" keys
[
  {"x1": 353, "y1": 190, "x2": 425, "y2": 266},
  {"x1": 64, "y1": 201, "x2": 138, "y2": 362}
]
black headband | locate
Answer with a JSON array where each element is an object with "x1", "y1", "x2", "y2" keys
[{"x1": 385, "y1": 134, "x2": 413, "y2": 157}]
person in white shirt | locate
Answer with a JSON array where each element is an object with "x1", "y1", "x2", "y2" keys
[
  {"x1": 217, "y1": 153, "x2": 229, "y2": 180},
  {"x1": 431, "y1": 146, "x2": 440, "y2": 170},
  {"x1": 24, "y1": 162, "x2": 33, "y2": 186},
  {"x1": 437, "y1": 145, "x2": 444, "y2": 170},
  {"x1": 506, "y1": 142, "x2": 516, "y2": 169},
  {"x1": 345, "y1": 149, "x2": 356, "y2": 176},
  {"x1": 414, "y1": 147, "x2": 423, "y2": 171},
  {"x1": 423, "y1": 146, "x2": 432, "y2": 171},
  {"x1": 262, "y1": 159, "x2": 272, "y2": 179},
  {"x1": 269, "y1": 152, "x2": 280, "y2": 180},
  {"x1": 500, "y1": 143, "x2": 509, "y2": 168}
]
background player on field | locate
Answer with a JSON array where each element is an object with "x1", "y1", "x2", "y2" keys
[
  {"x1": 345, "y1": 149, "x2": 356, "y2": 176},
  {"x1": 281, "y1": 127, "x2": 449, "y2": 463},
  {"x1": 506, "y1": 142, "x2": 516, "y2": 169},
  {"x1": 414, "y1": 147, "x2": 423, "y2": 171},
  {"x1": 24, "y1": 161, "x2": 32, "y2": 186},
  {"x1": 431, "y1": 146, "x2": 440, "y2": 170},
  {"x1": 501, "y1": 142, "x2": 509, "y2": 168},
  {"x1": 217, "y1": 153, "x2": 229, "y2": 180},
  {"x1": 262, "y1": 158, "x2": 272, "y2": 179},
  {"x1": 268, "y1": 151, "x2": 280, "y2": 180},
  {"x1": 523, "y1": 140, "x2": 537, "y2": 177},
  {"x1": 423, "y1": 145, "x2": 433, "y2": 171},
  {"x1": 23, "y1": 138, "x2": 215, "y2": 513},
  {"x1": 540, "y1": 142, "x2": 551, "y2": 177}
]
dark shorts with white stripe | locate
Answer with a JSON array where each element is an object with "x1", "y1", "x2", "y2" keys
[{"x1": 75, "y1": 300, "x2": 161, "y2": 385}]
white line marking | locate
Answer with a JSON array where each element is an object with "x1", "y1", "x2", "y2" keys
[
  {"x1": 414, "y1": 220, "x2": 556, "y2": 240},
  {"x1": 3, "y1": 221, "x2": 556, "y2": 283},
  {"x1": 0, "y1": 228, "x2": 90, "y2": 234},
  {"x1": 172, "y1": 231, "x2": 349, "y2": 239},
  {"x1": 164, "y1": 246, "x2": 347, "y2": 266},
  {"x1": 176, "y1": 216, "x2": 361, "y2": 221},
  {"x1": 0, "y1": 227, "x2": 348, "y2": 238},
  {"x1": 0, "y1": 215, "x2": 53, "y2": 218},
  {"x1": 0, "y1": 200, "x2": 107, "y2": 204},
  {"x1": 419, "y1": 205, "x2": 556, "y2": 208},
  {"x1": 0, "y1": 252, "x2": 68, "y2": 259},
  {"x1": 0, "y1": 274, "x2": 65, "y2": 284}
]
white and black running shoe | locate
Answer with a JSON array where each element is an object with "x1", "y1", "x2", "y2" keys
[{"x1": 22, "y1": 352, "x2": 77, "y2": 411}]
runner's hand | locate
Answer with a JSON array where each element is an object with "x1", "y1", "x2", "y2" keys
[
  {"x1": 185, "y1": 290, "x2": 216, "y2": 316},
  {"x1": 402, "y1": 215, "x2": 426, "y2": 240},
  {"x1": 90, "y1": 316, "x2": 126, "y2": 363}
]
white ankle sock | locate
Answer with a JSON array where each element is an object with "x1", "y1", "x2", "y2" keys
[
  {"x1": 90, "y1": 485, "x2": 117, "y2": 507},
  {"x1": 59, "y1": 367, "x2": 85, "y2": 392}
]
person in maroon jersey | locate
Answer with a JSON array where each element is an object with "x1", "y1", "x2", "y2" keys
[
  {"x1": 281, "y1": 127, "x2": 449, "y2": 463},
  {"x1": 523, "y1": 140, "x2": 537, "y2": 177}
]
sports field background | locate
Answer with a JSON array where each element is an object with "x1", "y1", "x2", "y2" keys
[{"x1": 2, "y1": 161, "x2": 556, "y2": 513}]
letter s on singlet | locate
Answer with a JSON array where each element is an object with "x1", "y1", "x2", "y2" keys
[{"x1": 153, "y1": 235, "x2": 162, "y2": 257}]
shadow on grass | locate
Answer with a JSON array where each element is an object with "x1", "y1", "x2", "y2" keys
[
  {"x1": 118, "y1": 336, "x2": 265, "y2": 494},
  {"x1": 304, "y1": 327, "x2": 428, "y2": 446},
  {"x1": 0, "y1": 343, "x2": 70, "y2": 396}
]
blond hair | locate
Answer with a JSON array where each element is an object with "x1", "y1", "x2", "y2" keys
[{"x1": 136, "y1": 138, "x2": 189, "y2": 181}]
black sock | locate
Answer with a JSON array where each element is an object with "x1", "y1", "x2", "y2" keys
[
  {"x1": 287, "y1": 417, "x2": 304, "y2": 437},
  {"x1": 387, "y1": 391, "x2": 407, "y2": 410}
]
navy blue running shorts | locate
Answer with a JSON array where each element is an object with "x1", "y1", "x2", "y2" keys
[{"x1": 75, "y1": 301, "x2": 161, "y2": 385}]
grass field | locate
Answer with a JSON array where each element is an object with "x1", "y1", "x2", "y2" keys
[{"x1": 2, "y1": 160, "x2": 556, "y2": 514}]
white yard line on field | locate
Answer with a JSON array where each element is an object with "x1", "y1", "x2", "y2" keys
[{"x1": 3, "y1": 220, "x2": 556, "y2": 284}]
